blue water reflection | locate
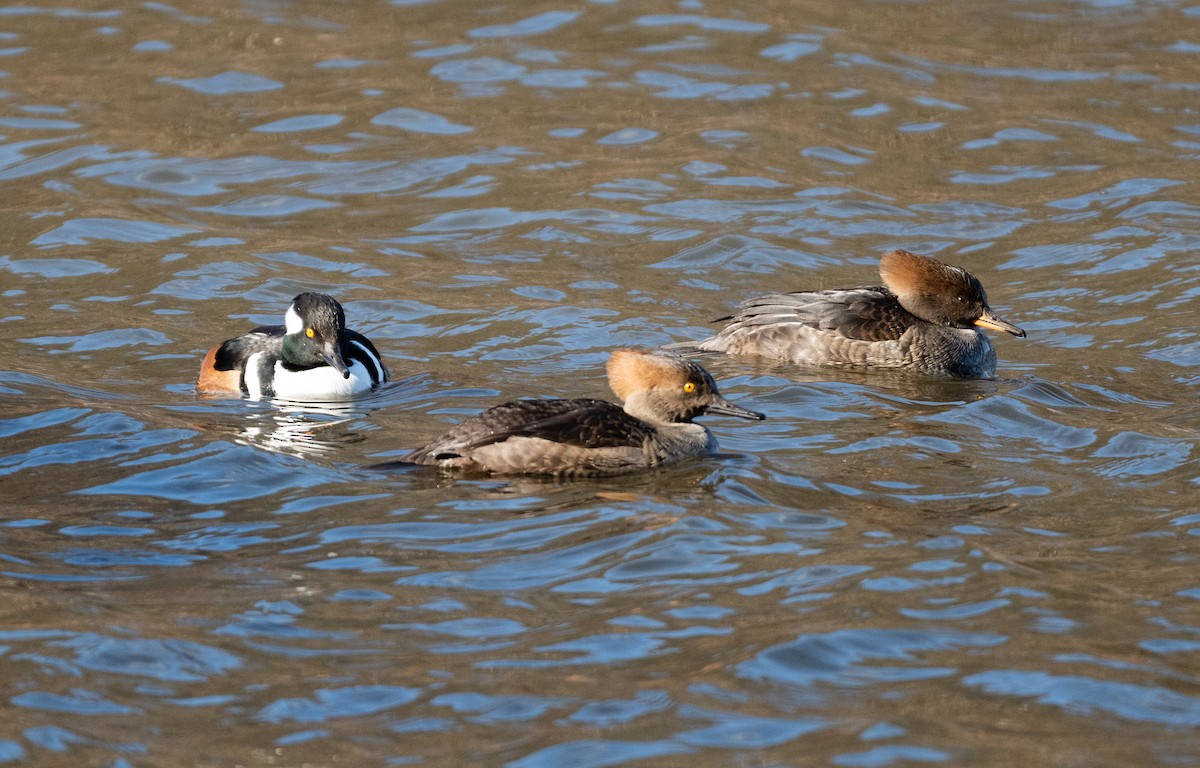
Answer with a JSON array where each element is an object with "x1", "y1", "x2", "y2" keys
[{"x1": 159, "y1": 71, "x2": 282, "y2": 94}]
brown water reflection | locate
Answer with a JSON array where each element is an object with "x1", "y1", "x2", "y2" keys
[{"x1": 1, "y1": 0, "x2": 1198, "y2": 766}]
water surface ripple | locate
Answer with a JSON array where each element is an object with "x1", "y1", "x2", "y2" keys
[{"x1": 0, "y1": 0, "x2": 1197, "y2": 766}]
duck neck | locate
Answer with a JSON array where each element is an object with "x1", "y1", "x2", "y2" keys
[
  {"x1": 279, "y1": 333, "x2": 307, "y2": 367},
  {"x1": 280, "y1": 332, "x2": 336, "y2": 371},
  {"x1": 622, "y1": 391, "x2": 683, "y2": 425}
]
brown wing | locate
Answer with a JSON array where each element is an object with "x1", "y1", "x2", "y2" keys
[
  {"x1": 406, "y1": 399, "x2": 656, "y2": 463},
  {"x1": 721, "y1": 287, "x2": 919, "y2": 342}
]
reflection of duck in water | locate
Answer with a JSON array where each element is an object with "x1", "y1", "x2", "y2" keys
[
  {"x1": 397, "y1": 349, "x2": 764, "y2": 478},
  {"x1": 198, "y1": 292, "x2": 389, "y2": 400},
  {"x1": 679, "y1": 250, "x2": 1025, "y2": 379},
  {"x1": 238, "y1": 403, "x2": 366, "y2": 458}
]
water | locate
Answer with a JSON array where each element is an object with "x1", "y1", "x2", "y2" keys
[{"x1": 1, "y1": 0, "x2": 1198, "y2": 765}]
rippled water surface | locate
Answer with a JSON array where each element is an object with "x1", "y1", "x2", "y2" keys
[{"x1": 2, "y1": 0, "x2": 1199, "y2": 765}]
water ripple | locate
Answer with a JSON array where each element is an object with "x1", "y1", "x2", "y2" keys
[
  {"x1": 159, "y1": 71, "x2": 282, "y2": 94},
  {"x1": 252, "y1": 114, "x2": 344, "y2": 133},
  {"x1": 635, "y1": 14, "x2": 771, "y2": 33},
  {"x1": 508, "y1": 738, "x2": 687, "y2": 768},
  {"x1": 12, "y1": 691, "x2": 138, "y2": 716},
  {"x1": 30, "y1": 218, "x2": 199, "y2": 246},
  {"x1": 254, "y1": 685, "x2": 422, "y2": 724},
  {"x1": 2, "y1": 1, "x2": 1198, "y2": 764},
  {"x1": 54, "y1": 634, "x2": 240, "y2": 682},
  {"x1": 963, "y1": 670, "x2": 1200, "y2": 726},
  {"x1": 371, "y1": 107, "x2": 473, "y2": 135},
  {"x1": 193, "y1": 194, "x2": 339, "y2": 217},
  {"x1": 740, "y1": 629, "x2": 1007, "y2": 687},
  {"x1": 79, "y1": 443, "x2": 342, "y2": 504},
  {"x1": 469, "y1": 10, "x2": 580, "y2": 39},
  {"x1": 0, "y1": 256, "x2": 113, "y2": 277}
]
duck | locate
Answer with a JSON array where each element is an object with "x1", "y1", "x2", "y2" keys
[
  {"x1": 396, "y1": 348, "x2": 764, "y2": 477},
  {"x1": 682, "y1": 249, "x2": 1025, "y2": 378},
  {"x1": 197, "y1": 291, "x2": 389, "y2": 400}
]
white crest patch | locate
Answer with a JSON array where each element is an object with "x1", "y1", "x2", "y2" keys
[{"x1": 284, "y1": 305, "x2": 305, "y2": 335}]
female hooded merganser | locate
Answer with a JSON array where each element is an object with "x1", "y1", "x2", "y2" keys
[
  {"x1": 685, "y1": 249, "x2": 1025, "y2": 378},
  {"x1": 197, "y1": 292, "x2": 389, "y2": 400},
  {"x1": 400, "y1": 348, "x2": 764, "y2": 477}
]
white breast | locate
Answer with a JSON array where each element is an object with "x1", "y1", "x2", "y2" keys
[{"x1": 262, "y1": 359, "x2": 376, "y2": 402}]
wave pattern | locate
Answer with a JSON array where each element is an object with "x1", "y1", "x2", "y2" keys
[{"x1": 0, "y1": 0, "x2": 1197, "y2": 766}]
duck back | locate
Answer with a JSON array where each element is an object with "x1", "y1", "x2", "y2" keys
[
  {"x1": 404, "y1": 398, "x2": 702, "y2": 477},
  {"x1": 697, "y1": 286, "x2": 996, "y2": 376}
]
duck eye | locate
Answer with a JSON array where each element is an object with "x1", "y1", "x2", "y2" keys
[
  {"x1": 683, "y1": 382, "x2": 696, "y2": 393},
  {"x1": 305, "y1": 327, "x2": 315, "y2": 339}
]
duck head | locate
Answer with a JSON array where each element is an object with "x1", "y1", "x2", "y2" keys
[
  {"x1": 879, "y1": 250, "x2": 1025, "y2": 338},
  {"x1": 607, "y1": 348, "x2": 765, "y2": 424},
  {"x1": 280, "y1": 292, "x2": 352, "y2": 377}
]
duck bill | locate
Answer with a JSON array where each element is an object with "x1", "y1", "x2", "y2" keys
[
  {"x1": 322, "y1": 343, "x2": 351, "y2": 379},
  {"x1": 706, "y1": 396, "x2": 765, "y2": 421},
  {"x1": 975, "y1": 310, "x2": 1026, "y2": 338}
]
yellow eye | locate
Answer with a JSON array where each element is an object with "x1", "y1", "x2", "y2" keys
[
  {"x1": 683, "y1": 382, "x2": 696, "y2": 393},
  {"x1": 305, "y1": 327, "x2": 315, "y2": 339}
]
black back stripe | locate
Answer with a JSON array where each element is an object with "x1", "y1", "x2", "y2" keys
[{"x1": 346, "y1": 339, "x2": 386, "y2": 385}]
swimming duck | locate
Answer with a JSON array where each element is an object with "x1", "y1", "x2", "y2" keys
[
  {"x1": 399, "y1": 348, "x2": 764, "y2": 477},
  {"x1": 197, "y1": 291, "x2": 389, "y2": 400},
  {"x1": 684, "y1": 249, "x2": 1024, "y2": 378}
]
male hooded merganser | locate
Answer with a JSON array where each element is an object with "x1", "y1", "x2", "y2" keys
[
  {"x1": 197, "y1": 292, "x2": 389, "y2": 400},
  {"x1": 684, "y1": 250, "x2": 1025, "y2": 378},
  {"x1": 399, "y1": 348, "x2": 764, "y2": 477}
]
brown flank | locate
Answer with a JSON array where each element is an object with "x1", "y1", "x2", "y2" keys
[{"x1": 196, "y1": 345, "x2": 242, "y2": 394}]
